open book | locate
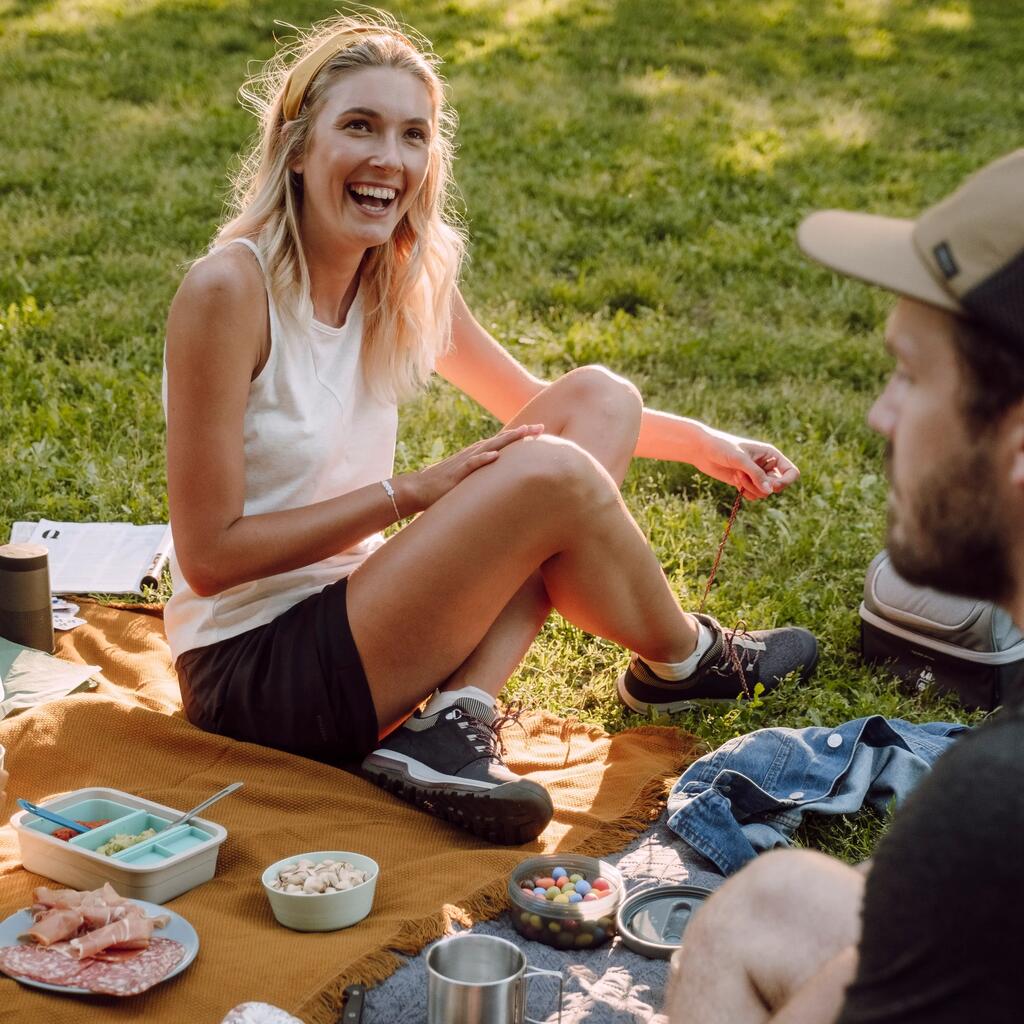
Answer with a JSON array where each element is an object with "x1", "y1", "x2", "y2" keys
[{"x1": 8, "y1": 520, "x2": 173, "y2": 595}]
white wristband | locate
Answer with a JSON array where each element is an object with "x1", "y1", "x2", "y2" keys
[{"x1": 381, "y1": 479, "x2": 401, "y2": 522}]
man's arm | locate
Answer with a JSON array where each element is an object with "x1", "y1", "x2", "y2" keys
[{"x1": 768, "y1": 947, "x2": 858, "y2": 1024}]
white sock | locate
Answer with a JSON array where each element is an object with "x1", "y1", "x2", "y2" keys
[
  {"x1": 641, "y1": 619, "x2": 713, "y2": 680},
  {"x1": 422, "y1": 685, "x2": 497, "y2": 716}
]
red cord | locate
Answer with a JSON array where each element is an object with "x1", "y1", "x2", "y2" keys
[{"x1": 698, "y1": 490, "x2": 743, "y2": 614}]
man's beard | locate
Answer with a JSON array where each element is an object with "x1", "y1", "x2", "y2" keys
[{"x1": 885, "y1": 442, "x2": 1014, "y2": 604}]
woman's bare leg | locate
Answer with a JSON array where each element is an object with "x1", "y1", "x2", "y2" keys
[
  {"x1": 442, "y1": 365, "x2": 653, "y2": 695},
  {"x1": 346, "y1": 427, "x2": 698, "y2": 734}
]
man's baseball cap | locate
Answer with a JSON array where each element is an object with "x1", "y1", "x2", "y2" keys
[{"x1": 798, "y1": 148, "x2": 1024, "y2": 350}]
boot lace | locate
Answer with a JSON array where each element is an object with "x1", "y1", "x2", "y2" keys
[
  {"x1": 717, "y1": 620, "x2": 755, "y2": 699},
  {"x1": 451, "y1": 703, "x2": 525, "y2": 764}
]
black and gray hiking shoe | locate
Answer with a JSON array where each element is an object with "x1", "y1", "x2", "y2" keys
[
  {"x1": 360, "y1": 696, "x2": 554, "y2": 845},
  {"x1": 617, "y1": 613, "x2": 818, "y2": 714}
]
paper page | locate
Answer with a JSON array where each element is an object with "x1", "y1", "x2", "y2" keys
[
  {"x1": 0, "y1": 638, "x2": 99, "y2": 719},
  {"x1": 25, "y1": 521, "x2": 170, "y2": 594},
  {"x1": 8, "y1": 522, "x2": 34, "y2": 545}
]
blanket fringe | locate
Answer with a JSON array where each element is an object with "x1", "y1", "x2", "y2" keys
[
  {"x1": 299, "y1": 757, "x2": 691, "y2": 1021},
  {"x1": 301, "y1": 948, "x2": 406, "y2": 1024}
]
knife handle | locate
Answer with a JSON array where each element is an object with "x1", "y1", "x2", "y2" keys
[{"x1": 341, "y1": 984, "x2": 365, "y2": 1023}]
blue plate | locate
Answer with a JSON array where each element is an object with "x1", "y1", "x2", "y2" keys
[{"x1": 0, "y1": 898, "x2": 199, "y2": 995}]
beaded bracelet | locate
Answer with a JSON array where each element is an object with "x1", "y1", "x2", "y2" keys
[{"x1": 380, "y1": 478, "x2": 401, "y2": 522}]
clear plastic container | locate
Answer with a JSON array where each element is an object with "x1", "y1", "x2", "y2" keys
[
  {"x1": 10, "y1": 787, "x2": 227, "y2": 903},
  {"x1": 508, "y1": 854, "x2": 623, "y2": 950}
]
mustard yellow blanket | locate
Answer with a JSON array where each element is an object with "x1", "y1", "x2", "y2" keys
[{"x1": 0, "y1": 603, "x2": 696, "y2": 1022}]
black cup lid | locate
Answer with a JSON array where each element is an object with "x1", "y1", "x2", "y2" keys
[{"x1": 616, "y1": 884, "x2": 714, "y2": 960}]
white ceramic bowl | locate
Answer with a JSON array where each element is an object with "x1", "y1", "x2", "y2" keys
[{"x1": 261, "y1": 850, "x2": 379, "y2": 932}]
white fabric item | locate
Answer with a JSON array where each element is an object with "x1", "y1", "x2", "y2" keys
[
  {"x1": 220, "y1": 1003, "x2": 303, "y2": 1024},
  {"x1": 422, "y1": 685, "x2": 497, "y2": 717},
  {"x1": 642, "y1": 618, "x2": 713, "y2": 680},
  {"x1": 162, "y1": 238, "x2": 398, "y2": 660}
]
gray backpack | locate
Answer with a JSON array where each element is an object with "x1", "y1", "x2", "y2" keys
[{"x1": 860, "y1": 550, "x2": 1024, "y2": 710}]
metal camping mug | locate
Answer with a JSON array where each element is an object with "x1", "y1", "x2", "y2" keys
[
  {"x1": 0, "y1": 543, "x2": 54, "y2": 653},
  {"x1": 426, "y1": 934, "x2": 563, "y2": 1024}
]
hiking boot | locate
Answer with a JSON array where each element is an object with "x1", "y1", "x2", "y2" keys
[
  {"x1": 360, "y1": 696, "x2": 554, "y2": 845},
  {"x1": 616, "y1": 613, "x2": 818, "y2": 714}
]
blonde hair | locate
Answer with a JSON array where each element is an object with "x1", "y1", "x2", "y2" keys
[{"x1": 215, "y1": 11, "x2": 465, "y2": 402}]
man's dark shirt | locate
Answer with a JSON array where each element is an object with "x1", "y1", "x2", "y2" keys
[{"x1": 836, "y1": 706, "x2": 1024, "y2": 1022}]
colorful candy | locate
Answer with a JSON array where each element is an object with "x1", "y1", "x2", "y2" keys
[{"x1": 510, "y1": 862, "x2": 619, "y2": 950}]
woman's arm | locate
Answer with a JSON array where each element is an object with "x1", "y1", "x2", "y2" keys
[
  {"x1": 437, "y1": 290, "x2": 799, "y2": 500},
  {"x1": 166, "y1": 260, "x2": 535, "y2": 596},
  {"x1": 165, "y1": 248, "x2": 398, "y2": 596},
  {"x1": 636, "y1": 411, "x2": 800, "y2": 500},
  {"x1": 435, "y1": 290, "x2": 546, "y2": 422}
]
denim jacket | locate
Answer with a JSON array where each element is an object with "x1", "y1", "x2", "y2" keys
[{"x1": 666, "y1": 716, "x2": 968, "y2": 875}]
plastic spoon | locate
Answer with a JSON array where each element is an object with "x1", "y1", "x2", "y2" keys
[
  {"x1": 168, "y1": 781, "x2": 243, "y2": 827},
  {"x1": 17, "y1": 799, "x2": 89, "y2": 835}
]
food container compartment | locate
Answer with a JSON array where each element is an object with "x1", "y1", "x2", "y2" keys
[
  {"x1": 114, "y1": 844, "x2": 170, "y2": 869},
  {"x1": 10, "y1": 787, "x2": 228, "y2": 903},
  {"x1": 68, "y1": 811, "x2": 172, "y2": 853},
  {"x1": 508, "y1": 854, "x2": 623, "y2": 950},
  {"x1": 19, "y1": 798, "x2": 138, "y2": 839},
  {"x1": 148, "y1": 825, "x2": 210, "y2": 857}
]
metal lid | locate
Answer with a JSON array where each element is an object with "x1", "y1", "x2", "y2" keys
[
  {"x1": 0, "y1": 543, "x2": 49, "y2": 572},
  {"x1": 616, "y1": 884, "x2": 714, "y2": 960}
]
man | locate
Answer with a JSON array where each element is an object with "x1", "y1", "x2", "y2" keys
[{"x1": 665, "y1": 149, "x2": 1024, "y2": 1023}]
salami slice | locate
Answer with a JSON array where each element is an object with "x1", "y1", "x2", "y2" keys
[
  {"x1": 0, "y1": 944, "x2": 91, "y2": 987},
  {"x1": 0, "y1": 937, "x2": 185, "y2": 995},
  {"x1": 90, "y1": 946, "x2": 146, "y2": 963},
  {"x1": 75, "y1": 938, "x2": 186, "y2": 996}
]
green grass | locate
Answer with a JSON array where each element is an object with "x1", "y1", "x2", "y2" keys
[{"x1": 3, "y1": 0, "x2": 1020, "y2": 861}]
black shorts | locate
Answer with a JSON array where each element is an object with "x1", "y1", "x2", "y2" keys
[{"x1": 174, "y1": 576, "x2": 379, "y2": 767}]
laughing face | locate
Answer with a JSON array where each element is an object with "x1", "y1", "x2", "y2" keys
[
  {"x1": 868, "y1": 298, "x2": 1015, "y2": 603},
  {"x1": 293, "y1": 65, "x2": 434, "y2": 253}
]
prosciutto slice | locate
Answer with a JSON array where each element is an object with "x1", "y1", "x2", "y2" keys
[
  {"x1": 69, "y1": 915, "x2": 155, "y2": 960},
  {"x1": 21, "y1": 909, "x2": 84, "y2": 947},
  {"x1": 31, "y1": 887, "x2": 88, "y2": 911}
]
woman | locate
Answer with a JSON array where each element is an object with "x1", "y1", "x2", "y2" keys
[{"x1": 164, "y1": 13, "x2": 816, "y2": 845}]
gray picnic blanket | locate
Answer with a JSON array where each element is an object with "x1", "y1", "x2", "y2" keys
[{"x1": 364, "y1": 814, "x2": 725, "y2": 1023}]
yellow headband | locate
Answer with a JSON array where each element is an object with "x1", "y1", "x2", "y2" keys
[{"x1": 281, "y1": 27, "x2": 409, "y2": 122}]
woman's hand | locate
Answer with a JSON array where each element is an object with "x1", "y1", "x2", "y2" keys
[
  {"x1": 395, "y1": 423, "x2": 545, "y2": 514},
  {"x1": 690, "y1": 426, "x2": 800, "y2": 501}
]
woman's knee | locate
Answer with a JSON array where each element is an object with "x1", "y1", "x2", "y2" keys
[
  {"x1": 558, "y1": 365, "x2": 643, "y2": 432},
  {"x1": 502, "y1": 434, "x2": 618, "y2": 515}
]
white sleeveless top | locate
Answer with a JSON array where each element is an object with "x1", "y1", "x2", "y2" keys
[{"x1": 162, "y1": 238, "x2": 398, "y2": 661}]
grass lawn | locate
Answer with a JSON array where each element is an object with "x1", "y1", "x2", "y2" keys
[{"x1": 2, "y1": 0, "x2": 1021, "y2": 861}]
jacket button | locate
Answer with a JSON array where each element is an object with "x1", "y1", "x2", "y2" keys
[
  {"x1": 788, "y1": 791, "x2": 804, "y2": 800},
  {"x1": 827, "y1": 734, "x2": 843, "y2": 749}
]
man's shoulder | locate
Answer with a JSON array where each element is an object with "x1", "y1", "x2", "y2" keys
[
  {"x1": 876, "y1": 707, "x2": 1024, "y2": 873},
  {"x1": 929, "y1": 706, "x2": 1024, "y2": 780}
]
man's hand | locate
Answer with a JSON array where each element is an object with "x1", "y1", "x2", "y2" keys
[{"x1": 690, "y1": 426, "x2": 800, "y2": 501}]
